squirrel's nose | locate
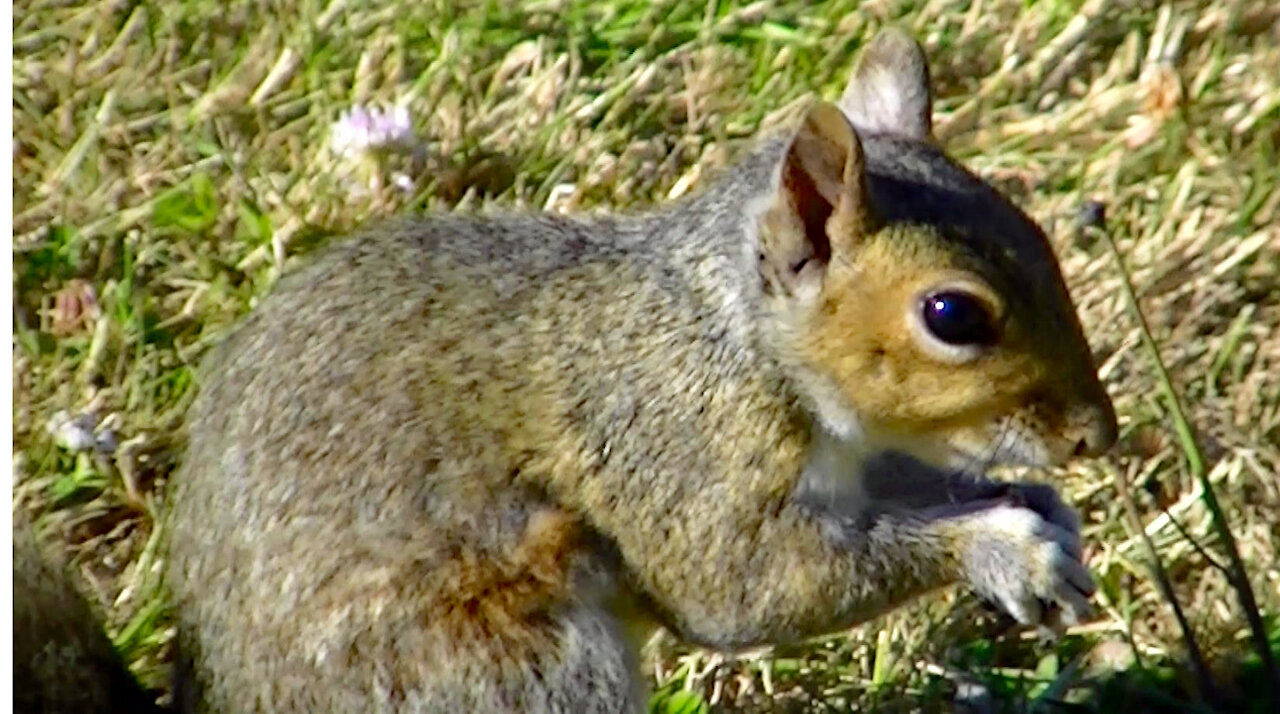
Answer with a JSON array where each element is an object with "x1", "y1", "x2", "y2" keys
[{"x1": 1066, "y1": 398, "x2": 1118, "y2": 458}]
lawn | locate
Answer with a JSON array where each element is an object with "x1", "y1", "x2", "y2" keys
[{"x1": 12, "y1": 0, "x2": 1279, "y2": 711}]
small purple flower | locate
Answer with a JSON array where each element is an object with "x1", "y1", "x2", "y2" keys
[{"x1": 330, "y1": 104, "x2": 414, "y2": 158}]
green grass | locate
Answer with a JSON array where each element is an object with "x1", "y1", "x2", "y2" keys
[{"x1": 13, "y1": 0, "x2": 1280, "y2": 711}]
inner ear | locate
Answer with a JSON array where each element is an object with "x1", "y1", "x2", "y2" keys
[
  {"x1": 839, "y1": 28, "x2": 934, "y2": 140},
  {"x1": 783, "y1": 153, "x2": 834, "y2": 271},
  {"x1": 759, "y1": 102, "x2": 871, "y2": 299}
]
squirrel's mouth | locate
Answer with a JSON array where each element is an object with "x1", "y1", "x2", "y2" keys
[
  {"x1": 850, "y1": 416, "x2": 1062, "y2": 473},
  {"x1": 938, "y1": 422, "x2": 1056, "y2": 471}
]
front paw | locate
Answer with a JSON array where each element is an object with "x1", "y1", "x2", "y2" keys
[
  {"x1": 1001, "y1": 482, "x2": 1083, "y2": 560},
  {"x1": 946, "y1": 479, "x2": 1082, "y2": 560},
  {"x1": 959, "y1": 505, "x2": 1095, "y2": 627}
]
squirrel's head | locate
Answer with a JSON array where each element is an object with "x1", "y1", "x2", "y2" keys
[{"x1": 757, "y1": 29, "x2": 1116, "y2": 470}]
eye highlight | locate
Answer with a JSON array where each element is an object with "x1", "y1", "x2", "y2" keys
[{"x1": 921, "y1": 291, "x2": 999, "y2": 347}]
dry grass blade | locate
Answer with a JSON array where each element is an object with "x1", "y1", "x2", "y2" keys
[
  {"x1": 1096, "y1": 223, "x2": 1280, "y2": 702},
  {"x1": 1110, "y1": 460, "x2": 1218, "y2": 704}
]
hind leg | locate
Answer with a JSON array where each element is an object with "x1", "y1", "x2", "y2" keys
[
  {"x1": 177, "y1": 598, "x2": 642, "y2": 714},
  {"x1": 415, "y1": 602, "x2": 644, "y2": 714},
  {"x1": 174, "y1": 509, "x2": 645, "y2": 713}
]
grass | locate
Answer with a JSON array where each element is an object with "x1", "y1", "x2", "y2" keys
[{"x1": 12, "y1": 0, "x2": 1280, "y2": 711}]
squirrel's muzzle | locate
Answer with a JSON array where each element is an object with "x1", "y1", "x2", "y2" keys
[{"x1": 1063, "y1": 394, "x2": 1118, "y2": 458}]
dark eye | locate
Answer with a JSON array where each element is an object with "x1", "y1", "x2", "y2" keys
[{"x1": 921, "y1": 291, "x2": 999, "y2": 346}]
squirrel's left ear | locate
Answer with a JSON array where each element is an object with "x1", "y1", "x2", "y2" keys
[{"x1": 839, "y1": 28, "x2": 934, "y2": 141}]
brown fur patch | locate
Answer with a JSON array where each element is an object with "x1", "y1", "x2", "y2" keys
[{"x1": 430, "y1": 509, "x2": 591, "y2": 652}]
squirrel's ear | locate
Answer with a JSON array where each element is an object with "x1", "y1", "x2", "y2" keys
[
  {"x1": 839, "y1": 28, "x2": 933, "y2": 141},
  {"x1": 760, "y1": 102, "x2": 872, "y2": 298}
]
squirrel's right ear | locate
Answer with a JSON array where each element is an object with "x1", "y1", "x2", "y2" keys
[
  {"x1": 759, "y1": 102, "x2": 873, "y2": 299},
  {"x1": 839, "y1": 28, "x2": 934, "y2": 141}
]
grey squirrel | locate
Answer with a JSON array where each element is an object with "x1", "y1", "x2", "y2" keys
[{"x1": 17, "y1": 28, "x2": 1116, "y2": 713}]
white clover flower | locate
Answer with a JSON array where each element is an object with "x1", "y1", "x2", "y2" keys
[
  {"x1": 47, "y1": 410, "x2": 97, "y2": 452},
  {"x1": 329, "y1": 104, "x2": 415, "y2": 158},
  {"x1": 387, "y1": 172, "x2": 411, "y2": 192},
  {"x1": 46, "y1": 410, "x2": 116, "y2": 453}
]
